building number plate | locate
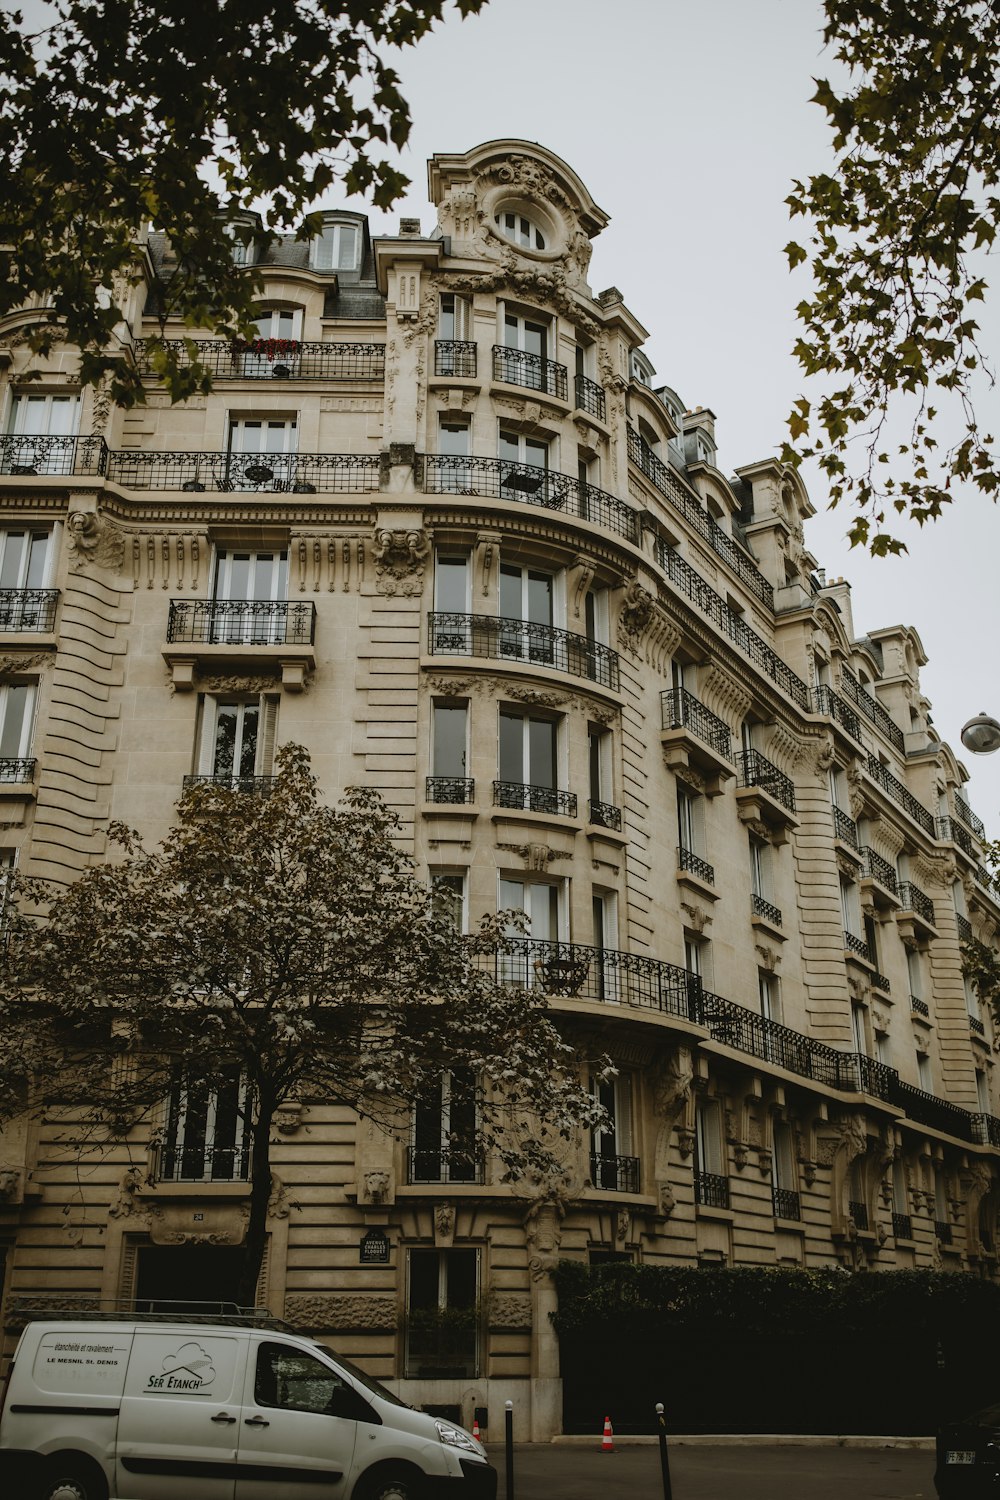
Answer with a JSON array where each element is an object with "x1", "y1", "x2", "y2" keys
[{"x1": 946, "y1": 1451, "x2": 976, "y2": 1464}]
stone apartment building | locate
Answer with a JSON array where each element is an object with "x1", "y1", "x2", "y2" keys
[{"x1": 0, "y1": 138, "x2": 998, "y2": 1440}]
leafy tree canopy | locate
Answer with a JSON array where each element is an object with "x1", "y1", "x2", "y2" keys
[
  {"x1": 0, "y1": 0, "x2": 485, "y2": 405},
  {"x1": 784, "y1": 0, "x2": 999, "y2": 554},
  {"x1": 0, "y1": 744, "x2": 606, "y2": 1305}
]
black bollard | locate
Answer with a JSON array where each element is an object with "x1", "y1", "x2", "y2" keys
[
  {"x1": 505, "y1": 1399, "x2": 514, "y2": 1500},
  {"x1": 656, "y1": 1401, "x2": 673, "y2": 1500}
]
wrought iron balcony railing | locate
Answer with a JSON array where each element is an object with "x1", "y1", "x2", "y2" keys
[
  {"x1": 973, "y1": 1114, "x2": 1000, "y2": 1147},
  {"x1": 428, "y1": 612, "x2": 620, "y2": 692},
  {"x1": 862, "y1": 846, "x2": 899, "y2": 895},
  {"x1": 434, "y1": 340, "x2": 477, "y2": 378},
  {"x1": 971, "y1": 1014, "x2": 986, "y2": 1036},
  {"x1": 407, "y1": 1146, "x2": 483, "y2": 1185},
  {"x1": 865, "y1": 755, "x2": 935, "y2": 835},
  {"x1": 491, "y1": 937, "x2": 704, "y2": 1016},
  {"x1": 955, "y1": 794, "x2": 987, "y2": 841},
  {"x1": 660, "y1": 687, "x2": 732, "y2": 759},
  {"x1": 910, "y1": 996, "x2": 929, "y2": 1016},
  {"x1": 751, "y1": 893, "x2": 783, "y2": 927},
  {"x1": 894, "y1": 1080, "x2": 976, "y2": 1142},
  {"x1": 849, "y1": 1200, "x2": 870, "y2": 1231},
  {"x1": 657, "y1": 545, "x2": 807, "y2": 708},
  {"x1": 422, "y1": 454, "x2": 639, "y2": 543},
  {"x1": 426, "y1": 776, "x2": 476, "y2": 805},
  {"x1": 678, "y1": 846, "x2": 715, "y2": 884},
  {"x1": 898, "y1": 881, "x2": 935, "y2": 925},
  {"x1": 107, "y1": 449, "x2": 380, "y2": 493},
  {"x1": 937, "y1": 815, "x2": 978, "y2": 858},
  {"x1": 844, "y1": 930, "x2": 873, "y2": 961},
  {"x1": 0, "y1": 758, "x2": 36, "y2": 782},
  {"x1": 956, "y1": 913, "x2": 974, "y2": 943},
  {"x1": 182, "y1": 774, "x2": 274, "y2": 795},
  {"x1": 492, "y1": 344, "x2": 568, "y2": 400},
  {"x1": 832, "y1": 805, "x2": 860, "y2": 850},
  {"x1": 0, "y1": 589, "x2": 59, "y2": 632},
  {"x1": 840, "y1": 669, "x2": 904, "y2": 752},
  {"x1": 154, "y1": 1143, "x2": 250, "y2": 1183},
  {"x1": 695, "y1": 1171, "x2": 730, "y2": 1209},
  {"x1": 493, "y1": 781, "x2": 578, "y2": 818},
  {"x1": 737, "y1": 748, "x2": 796, "y2": 814},
  {"x1": 1, "y1": 433, "x2": 108, "y2": 477},
  {"x1": 811, "y1": 684, "x2": 863, "y2": 742},
  {"x1": 772, "y1": 1187, "x2": 801, "y2": 1221},
  {"x1": 574, "y1": 373, "x2": 607, "y2": 421},
  {"x1": 892, "y1": 1212, "x2": 913, "y2": 1240},
  {"x1": 588, "y1": 799, "x2": 622, "y2": 831},
  {"x1": 630, "y1": 428, "x2": 774, "y2": 609},
  {"x1": 590, "y1": 1153, "x2": 640, "y2": 1193},
  {"x1": 138, "y1": 338, "x2": 385, "y2": 381},
  {"x1": 871, "y1": 970, "x2": 891, "y2": 994},
  {"x1": 166, "y1": 599, "x2": 316, "y2": 646},
  {"x1": 936, "y1": 1220, "x2": 953, "y2": 1244}
]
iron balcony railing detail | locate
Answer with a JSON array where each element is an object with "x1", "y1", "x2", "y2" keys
[
  {"x1": 138, "y1": 338, "x2": 385, "y2": 381},
  {"x1": 772, "y1": 1187, "x2": 800, "y2": 1221},
  {"x1": 491, "y1": 937, "x2": 704, "y2": 1016},
  {"x1": 107, "y1": 449, "x2": 380, "y2": 493},
  {"x1": 422, "y1": 453, "x2": 639, "y2": 544},
  {"x1": 590, "y1": 1153, "x2": 640, "y2": 1193},
  {"x1": 695, "y1": 1171, "x2": 730, "y2": 1209},
  {"x1": 678, "y1": 846, "x2": 715, "y2": 884},
  {"x1": 434, "y1": 340, "x2": 478, "y2": 378},
  {"x1": 167, "y1": 600, "x2": 316, "y2": 646},
  {"x1": 812, "y1": 684, "x2": 863, "y2": 742},
  {"x1": 657, "y1": 545, "x2": 808, "y2": 709},
  {"x1": 751, "y1": 894, "x2": 782, "y2": 927},
  {"x1": 955, "y1": 794, "x2": 987, "y2": 841},
  {"x1": 935, "y1": 1221, "x2": 953, "y2": 1244},
  {"x1": 895, "y1": 1080, "x2": 976, "y2": 1142},
  {"x1": 493, "y1": 781, "x2": 578, "y2": 818},
  {"x1": 428, "y1": 612, "x2": 620, "y2": 692},
  {"x1": 844, "y1": 930, "x2": 872, "y2": 961},
  {"x1": 865, "y1": 755, "x2": 935, "y2": 835},
  {"x1": 892, "y1": 1213, "x2": 913, "y2": 1240},
  {"x1": 971, "y1": 1015, "x2": 986, "y2": 1036},
  {"x1": 832, "y1": 805, "x2": 860, "y2": 850},
  {"x1": 956, "y1": 914, "x2": 974, "y2": 943},
  {"x1": 182, "y1": 774, "x2": 274, "y2": 795},
  {"x1": 973, "y1": 1115, "x2": 1000, "y2": 1147},
  {"x1": 910, "y1": 996, "x2": 929, "y2": 1016},
  {"x1": 0, "y1": 757, "x2": 35, "y2": 782},
  {"x1": 1, "y1": 433, "x2": 108, "y2": 477},
  {"x1": 588, "y1": 799, "x2": 622, "y2": 831},
  {"x1": 862, "y1": 846, "x2": 899, "y2": 895},
  {"x1": 154, "y1": 1143, "x2": 250, "y2": 1183},
  {"x1": 407, "y1": 1146, "x2": 483, "y2": 1185},
  {"x1": 661, "y1": 687, "x2": 732, "y2": 759},
  {"x1": 426, "y1": 777, "x2": 476, "y2": 805},
  {"x1": 841, "y1": 669, "x2": 904, "y2": 752},
  {"x1": 630, "y1": 428, "x2": 774, "y2": 609},
  {"x1": 937, "y1": 815, "x2": 978, "y2": 858},
  {"x1": 849, "y1": 1200, "x2": 870, "y2": 1231},
  {"x1": 492, "y1": 345, "x2": 568, "y2": 400},
  {"x1": 737, "y1": 748, "x2": 796, "y2": 814},
  {"x1": 871, "y1": 970, "x2": 891, "y2": 994},
  {"x1": 898, "y1": 881, "x2": 935, "y2": 925},
  {"x1": 0, "y1": 589, "x2": 59, "y2": 632},
  {"x1": 574, "y1": 373, "x2": 607, "y2": 421}
]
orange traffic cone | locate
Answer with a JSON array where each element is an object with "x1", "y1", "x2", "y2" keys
[
  {"x1": 472, "y1": 1416, "x2": 481, "y2": 1441},
  {"x1": 601, "y1": 1415, "x2": 614, "y2": 1452}
]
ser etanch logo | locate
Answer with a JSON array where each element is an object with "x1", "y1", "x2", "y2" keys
[{"x1": 144, "y1": 1342, "x2": 217, "y2": 1393}]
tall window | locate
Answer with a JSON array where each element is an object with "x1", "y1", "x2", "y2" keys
[
  {"x1": 917, "y1": 1049, "x2": 933, "y2": 1093},
  {"x1": 495, "y1": 212, "x2": 546, "y2": 250},
  {"x1": 159, "y1": 1068, "x2": 250, "y2": 1182},
  {"x1": 406, "y1": 1249, "x2": 479, "y2": 1379},
  {"x1": 498, "y1": 562, "x2": 556, "y2": 663},
  {"x1": 214, "y1": 550, "x2": 287, "y2": 603},
  {"x1": 198, "y1": 697, "x2": 277, "y2": 786},
  {"x1": 498, "y1": 424, "x2": 550, "y2": 473},
  {"x1": 432, "y1": 554, "x2": 470, "y2": 653},
  {"x1": 498, "y1": 709, "x2": 557, "y2": 801},
  {"x1": 432, "y1": 872, "x2": 467, "y2": 933},
  {"x1": 7, "y1": 393, "x2": 80, "y2": 436},
  {"x1": 439, "y1": 293, "x2": 471, "y2": 341},
  {"x1": 676, "y1": 782, "x2": 701, "y2": 858},
  {"x1": 498, "y1": 877, "x2": 561, "y2": 984},
  {"x1": 310, "y1": 220, "x2": 361, "y2": 271},
  {"x1": 591, "y1": 1074, "x2": 635, "y2": 1191},
  {"x1": 694, "y1": 1098, "x2": 728, "y2": 1207},
  {"x1": 758, "y1": 970, "x2": 777, "y2": 1022},
  {"x1": 436, "y1": 416, "x2": 472, "y2": 491},
  {"x1": 772, "y1": 1121, "x2": 799, "y2": 1219},
  {"x1": 240, "y1": 309, "x2": 303, "y2": 376},
  {"x1": 0, "y1": 683, "x2": 36, "y2": 763},
  {"x1": 432, "y1": 702, "x2": 468, "y2": 782},
  {"x1": 588, "y1": 725, "x2": 614, "y2": 826},
  {"x1": 4, "y1": 394, "x2": 81, "y2": 474},
  {"x1": 0, "y1": 531, "x2": 49, "y2": 591},
  {"x1": 411, "y1": 1070, "x2": 479, "y2": 1184},
  {"x1": 497, "y1": 308, "x2": 555, "y2": 394}
]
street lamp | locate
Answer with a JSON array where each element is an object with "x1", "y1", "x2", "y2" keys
[{"x1": 961, "y1": 713, "x2": 1000, "y2": 756}]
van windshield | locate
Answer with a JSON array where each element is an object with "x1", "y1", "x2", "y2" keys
[{"x1": 314, "y1": 1345, "x2": 409, "y2": 1408}]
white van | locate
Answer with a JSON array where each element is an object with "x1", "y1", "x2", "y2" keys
[{"x1": 0, "y1": 1312, "x2": 497, "y2": 1500}]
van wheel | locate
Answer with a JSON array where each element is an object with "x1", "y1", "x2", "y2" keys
[
  {"x1": 352, "y1": 1462, "x2": 426, "y2": 1500},
  {"x1": 38, "y1": 1455, "x2": 109, "y2": 1500}
]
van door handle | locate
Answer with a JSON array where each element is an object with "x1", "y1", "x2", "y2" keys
[
  {"x1": 244, "y1": 1415, "x2": 270, "y2": 1427},
  {"x1": 211, "y1": 1413, "x2": 238, "y2": 1424}
]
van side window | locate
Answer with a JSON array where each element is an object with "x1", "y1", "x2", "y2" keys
[{"x1": 254, "y1": 1342, "x2": 349, "y2": 1414}]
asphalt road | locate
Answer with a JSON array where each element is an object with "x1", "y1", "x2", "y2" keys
[{"x1": 483, "y1": 1442, "x2": 936, "y2": 1500}]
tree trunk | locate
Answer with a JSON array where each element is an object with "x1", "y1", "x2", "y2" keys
[{"x1": 236, "y1": 1099, "x2": 275, "y2": 1310}]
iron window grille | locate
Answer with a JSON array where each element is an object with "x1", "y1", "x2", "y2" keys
[
  {"x1": 428, "y1": 612, "x2": 620, "y2": 692},
  {"x1": 589, "y1": 1153, "x2": 640, "y2": 1193},
  {"x1": 832, "y1": 805, "x2": 860, "y2": 849},
  {"x1": 425, "y1": 777, "x2": 476, "y2": 805},
  {"x1": 751, "y1": 894, "x2": 782, "y2": 927},
  {"x1": 695, "y1": 1171, "x2": 730, "y2": 1210},
  {"x1": 492, "y1": 345, "x2": 568, "y2": 400},
  {"x1": 434, "y1": 340, "x2": 477, "y2": 378},
  {"x1": 840, "y1": 669, "x2": 904, "y2": 751},
  {"x1": 892, "y1": 1213, "x2": 913, "y2": 1240},
  {"x1": 660, "y1": 687, "x2": 732, "y2": 759},
  {"x1": 0, "y1": 434, "x2": 108, "y2": 477},
  {"x1": 811, "y1": 684, "x2": 863, "y2": 742},
  {"x1": 897, "y1": 881, "x2": 935, "y2": 925},
  {"x1": 737, "y1": 748, "x2": 796, "y2": 814},
  {"x1": 182, "y1": 775, "x2": 274, "y2": 796},
  {"x1": 0, "y1": 758, "x2": 35, "y2": 782},
  {"x1": 167, "y1": 600, "x2": 316, "y2": 646},
  {"x1": 574, "y1": 373, "x2": 607, "y2": 421},
  {"x1": 107, "y1": 450, "x2": 380, "y2": 493},
  {"x1": 848, "y1": 1200, "x2": 869, "y2": 1231},
  {"x1": 588, "y1": 799, "x2": 622, "y2": 831},
  {"x1": 862, "y1": 846, "x2": 899, "y2": 895},
  {"x1": 422, "y1": 454, "x2": 639, "y2": 543},
  {"x1": 492, "y1": 782, "x2": 577, "y2": 817},
  {"x1": 864, "y1": 754, "x2": 935, "y2": 835},
  {"x1": 772, "y1": 1187, "x2": 800, "y2": 1221},
  {"x1": 0, "y1": 589, "x2": 59, "y2": 632},
  {"x1": 678, "y1": 846, "x2": 715, "y2": 884},
  {"x1": 406, "y1": 1146, "x2": 483, "y2": 1185},
  {"x1": 138, "y1": 339, "x2": 385, "y2": 381}
]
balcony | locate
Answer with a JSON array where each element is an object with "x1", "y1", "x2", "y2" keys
[
  {"x1": 937, "y1": 815, "x2": 979, "y2": 860},
  {"x1": 0, "y1": 433, "x2": 108, "y2": 478},
  {"x1": 897, "y1": 880, "x2": 936, "y2": 938},
  {"x1": 811, "y1": 684, "x2": 863, "y2": 743},
  {"x1": 955, "y1": 794, "x2": 987, "y2": 841},
  {"x1": 936, "y1": 1221, "x2": 953, "y2": 1245},
  {"x1": 972, "y1": 1114, "x2": 1000, "y2": 1147},
  {"x1": 832, "y1": 805, "x2": 860, "y2": 851},
  {"x1": 590, "y1": 1153, "x2": 640, "y2": 1194},
  {"x1": 492, "y1": 344, "x2": 568, "y2": 401},
  {"x1": 861, "y1": 846, "x2": 900, "y2": 907},
  {"x1": 422, "y1": 453, "x2": 639, "y2": 543},
  {"x1": 848, "y1": 1200, "x2": 870, "y2": 1232},
  {"x1": 0, "y1": 589, "x2": 59, "y2": 633},
  {"x1": 751, "y1": 893, "x2": 783, "y2": 928},
  {"x1": 107, "y1": 449, "x2": 380, "y2": 494},
  {"x1": 893, "y1": 1080, "x2": 976, "y2": 1142},
  {"x1": 864, "y1": 755, "x2": 935, "y2": 835},
  {"x1": 910, "y1": 996, "x2": 929, "y2": 1016},
  {"x1": 678, "y1": 845, "x2": 715, "y2": 886},
  {"x1": 574, "y1": 373, "x2": 607, "y2": 422},
  {"x1": 428, "y1": 612, "x2": 621, "y2": 692},
  {"x1": 493, "y1": 782, "x2": 578, "y2": 818},
  {"x1": 492, "y1": 936, "x2": 703, "y2": 1017},
  {"x1": 735, "y1": 748, "x2": 797, "y2": 836},
  {"x1": 588, "y1": 799, "x2": 622, "y2": 832},
  {"x1": 695, "y1": 1171, "x2": 730, "y2": 1210},
  {"x1": 840, "y1": 669, "x2": 904, "y2": 752},
  {"x1": 0, "y1": 757, "x2": 36, "y2": 783},
  {"x1": 844, "y1": 929, "x2": 874, "y2": 962},
  {"x1": 154, "y1": 1142, "x2": 250, "y2": 1183},
  {"x1": 406, "y1": 1146, "x2": 483, "y2": 1185},
  {"x1": 138, "y1": 338, "x2": 386, "y2": 382},
  {"x1": 892, "y1": 1212, "x2": 913, "y2": 1240},
  {"x1": 772, "y1": 1187, "x2": 800, "y2": 1221},
  {"x1": 182, "y1": 774, "x2": 274, "y2": 796},
  {"x1": 164, "y1": 600, "x2": 317, "y2": 691},
  {"x1": 970, "y1": 1014, "x2": 986, "y2": 1036},
  {"x1": 660, "y1": 687, "x2": 733, "y2": 793},
  {"x1": 956, "y1": 913, "x2": 973, "y2": 942},
  {"x1": 434, "y1": 340, "x2": 477, "y2": 378},
  {"x1": 426, "y1": 776, "x2": 476, "y2": 805}
]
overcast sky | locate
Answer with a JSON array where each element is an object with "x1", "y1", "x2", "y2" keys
[{"x1": 334, "y1": 0, "x2": 1000, "y2": 835}]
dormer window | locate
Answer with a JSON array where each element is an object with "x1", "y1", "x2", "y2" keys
[
  {"x1": 222, "y1": 221, "x2": 257, "y2": 267},
  {"x1": 494, "y1": 210, "x2": 546, "y2": 251},
  {"x1": 310, "y1": 220, "x2": 361, "y2": 272},
  {"x1": 631, "y1": 351, "x2": 655, "y2": 386}
]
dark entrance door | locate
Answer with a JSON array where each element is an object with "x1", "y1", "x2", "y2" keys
[{"x1": 135, "y1": 1245, "x2": 248, "y2": 1314}]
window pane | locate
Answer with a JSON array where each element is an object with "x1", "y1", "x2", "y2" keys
[
  {"x1": 236, "y1": 705, "x2": 259, "y2": 777},
  {"x1": 528, "y1": 717, "x2": 556, "y2": 787},
  {"x1": 526, "y1": 572, "x2": 552, "y2": 626},
  {"x1": 433, "y1": 704, "x2": 467, "y2": 777},
  {"x1": 409, "y1": 1250, "x2": 442, "y2": 1311},
  {"x1": 438, "y1": 420, "x2": 470, "y2": 457},
  {"x1": 446, "y1": 1249, "x2": 477, "y2": 1309},
  {"x1": 0, "y1": 685, "x2": 30, "y2": 757},
  {"x1": 499, "y1": 564, "x2": 521, "y2": 619},
  {"x1": 435, "y1": 556, "x2": 468, "y2": 613},
  {"x1": 0, "y1": 534, "x2": 28, "y2": 590},
  {"x1": 498, "y1": 711, "x2": 524, "y2": 783},
  {"x1": 498, "y1": 428, "x2": 520, "y2": 465}
]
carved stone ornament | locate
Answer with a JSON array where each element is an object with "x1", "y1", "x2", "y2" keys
[
  {"x1": 487, "y1": 1294, "x2": 533, "y2": 1332},
  {"x1": 758, "y1": 1148, "x2": 773, "y2": 1178},
  {"x1": 434, "y1": 1203, "x2": 456, "y2": 1239},
  {"x1": 267, "y1": 1173, "x2": 293, "y2": 1220},
  {"x1": 284, "y1": 1295, "x2": 397, "y2": 1333},
  {"x1": 496, "y1": 841, "x2": 572, "y2": 872},
  {"x1": 108, "y1": 1165, "x2": 146, "y2": 1219},
  {"x1": 680, "y1": 900, "x2": 711, "y2": 934},
  {"x1": 363, "y1": 1170, "x2": 391, "y2": 1205},
  {"x1": 676, "y1": 1127, "x2": 696, "y2": 1160},
  {"x1": 658, "y1": 1182, "x2": 676, "y2": 1219},
  {"x1": 0, "y1": 651, "x2": 52, "y2": 675},
  {"x1": 733, "y1": 1143, "x2": 748, "y2": 1172},
  {"x1": 66, "y1": 508, "x2": 125, "y2": 574},
  {"x1": 616, "y1": 1208, "x2": 631, "y2": 1243},
  {"x1": 503, "y1": 683, "x2": 569, "y2": 709},
  {"x1": 372, "y1": 526, "x2": 430, "y2": 596},
  {"x1": 618, "y1": 578, "x2": 656, "y2": 649},
  {"x1": 524, "y1": 1195, "x2": 565, "y2": 1282},
  {"x1": 0, "y1": 1167, "x2": 22, "y2": 1201},
  {"x1": 814, "y1": 741, "x2": 836, "y2": 774}
]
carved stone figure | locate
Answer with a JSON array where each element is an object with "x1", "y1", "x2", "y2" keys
[
  {"x1": 66, "y1": 508, "x2": 124, "y2": 573},
  {"x1": 372, "y1": 527, "x2": 430, "y2": 595},
  {"x1": 363, "y1": 1170, "x2": 391, "y2": 1204},
  {"x1": 524, "y1": 1195, "x2": 565, "y2": 1282}
]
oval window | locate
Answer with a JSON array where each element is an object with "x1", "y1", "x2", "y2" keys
[{"x1": 495, "y1": 210, "x2": 546, "y2": 251}]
